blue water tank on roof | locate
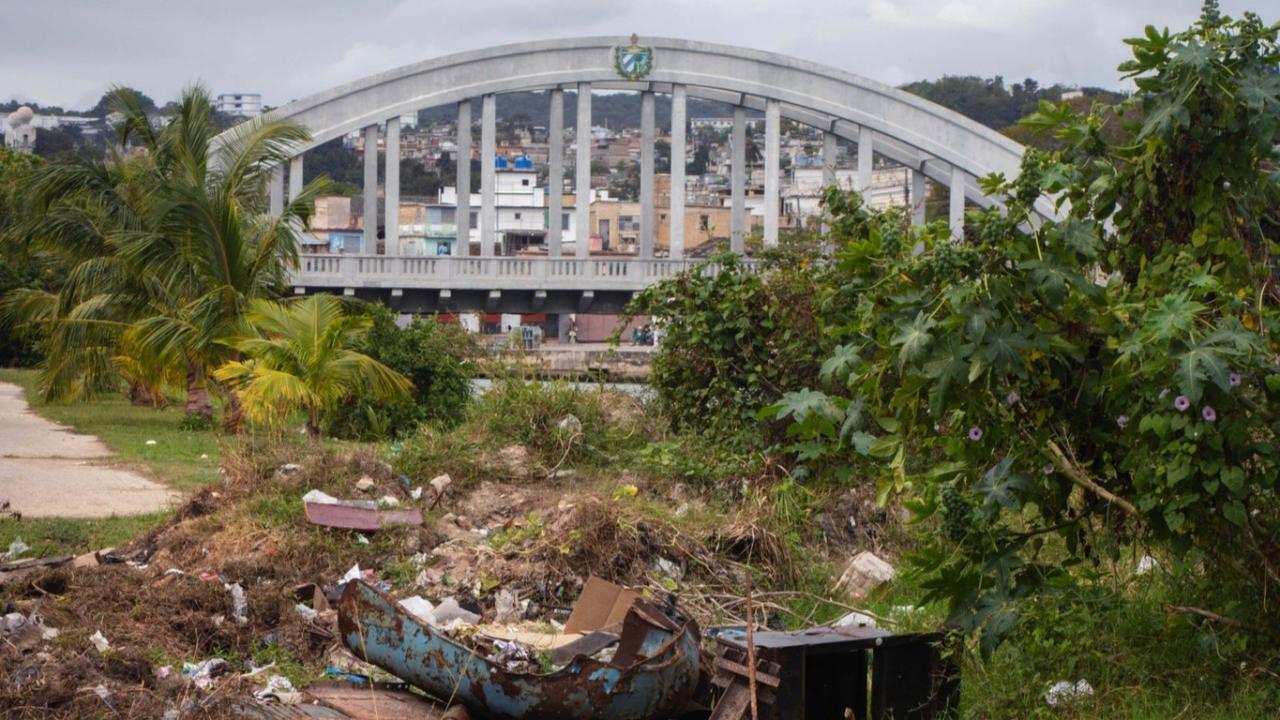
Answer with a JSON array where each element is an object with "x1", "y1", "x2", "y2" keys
[
  {"x1": 495, "y1": 156, "x2": 510, "y2": 170},
  {"x1": 513, "y1": 156, "x2": 534, "y2": 170}
]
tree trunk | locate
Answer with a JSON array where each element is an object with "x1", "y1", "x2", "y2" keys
[
  {"x1": 221, "y1": 387, "x2": 244, "y2": 433},
  {"x1": 127, "y1": 380, "x2": 157, "y2": 407},
  {"x1": 185, "y1": 362, "x2": 212, "y2": 419}
]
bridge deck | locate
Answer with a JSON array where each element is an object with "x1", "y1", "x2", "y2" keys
[{"x1": 292, "y1": 254, "x2": 758, "y2": 292}]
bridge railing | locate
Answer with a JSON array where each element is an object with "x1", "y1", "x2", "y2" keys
[{"x1": 294, "y1": 254, "x2": 760, "y2": 291}]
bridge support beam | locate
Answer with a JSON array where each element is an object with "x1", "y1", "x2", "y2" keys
[
  {"x1": 363, "y1": 125, "x2": 379, "y2": 253},
  {"x1": 485, "y1": 290, "x2": 501, "y2": 313},
  {"x1": 532, "y1": 290, "x2": 547, "y2": 312},
  {"x1": 269, "y1": 166, "x2": 284, "y2": 217},
  {"x1": 820, "y1": 131, "x2": 837, "y2": 239},
  {"x1": 455, "y1": 100, "x2": 472, "y2": 256},
  {"x1": 385, "y1": 117, "x2": 400, "y2": 257},
  {"x1": 437, "y1": 289, "x2": 453, "y2": 313},
  {"x1": 288, "y1": 156, "x2": 304, "y2": 202},
  {"x1": 911, "y1": 167, "x2": 927, "y2": 226},
  {"x1": 763, "y1": 99, "x2": 780, "y2": 247},
  {"x1": 575, "y1": 83, "x2": 592, "y2": 258},
  {"x1": 857, "y1": 125, "x2": 873, "y2": 193},
  {"x1": 639, "y1": 90, "x2": 655, "y2": 259},
  {"x1": 480, "y1": 93, "x2": 497, "y2": 257},
  {"x1": 548, "y1": 89, "x2": 564, "y2": 256},
  {"x1": 669, "y1": 84, "x2": 686, "y2": 259},
  {"x1": 730, "y1": 105, "x2": 746, "y2": 254},
  {"x1": 949, "y1": 165, "x2": 965, "y2": 240}
]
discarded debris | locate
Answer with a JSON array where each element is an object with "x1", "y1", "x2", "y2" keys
[
  {"x1": 226, "y1": 582, "x2": 249, "y2": 625},
  {"x1": 338, "y1": 579, "x2": 701, "y2": 720},
  {"x1": 833, "y1": 610, "x2": 878, "y2": 629},
  {"x1": 89, "y1": 630, "x2": 111, "y2": 653},
  {"x1": 835, "y1": 550, "x2": 897, "y2": 600},
  {"x1": 304, "y1": 500, "x2": 423, "y2": 532},
  {"x1": 1044, "y1": 679, "x2": 1094, "y2": 706},
  {"x1": 493, "y1": 588, "x2": 523, "y2": 624},
  {"x1": 355, "y1": 476, "x2": 376, "y2": 492},
  {"x1": 2, "y1": 537, "x2": 29, "y2": 561},
  {"x1": 254, "y1": 675, "x2": 302, "y2": 704},
  {"x1": 182, "y1": 658, "x2": 229, "y2": 689},
  {"x1": 1136, "y1": 555, "x2": 1159, "y2": 575}
]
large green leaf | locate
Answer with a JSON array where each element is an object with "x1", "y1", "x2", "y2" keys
[{"x1": 891, "y1": 312, "x2": 936, "y2": 368}]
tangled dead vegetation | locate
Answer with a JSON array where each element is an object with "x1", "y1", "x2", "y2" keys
[{"x1": 0, "y1": 442, "x2": 846, "y2": 719}]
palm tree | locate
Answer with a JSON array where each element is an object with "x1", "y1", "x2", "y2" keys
[
  {"x1": 2, "y1": 85, "x2": 329, "y2": 424},
  {"x1": 213, "y1": 294, "x2": 412, "y2": 438}
]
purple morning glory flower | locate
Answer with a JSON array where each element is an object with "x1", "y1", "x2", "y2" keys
[
  {"x1": 1174, "y1": 395, "x2": 1190, "y2": 412},
  {"x1": 967, "y1": 426, "x2": 983, "y2": 442},
  {"x1": 1006, "y1": 391, "x2": 1020, "y2": 406},
  {"x1": 1159, "y1": 388, "x2": 1170, "y2": 399},
  {"x1": 1229, "y1": 373, "x2": 1242, "y2": 388},
  {"x1": 1202, "y1": 406, "x2": 1217, "y2": 422},
  {"x1": 1116, "y1": 415, "x2": 1130, "y2": 429}
]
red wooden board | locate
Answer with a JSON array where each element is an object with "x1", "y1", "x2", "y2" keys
[{"x1": 304, "y1": 502, "x2": 423, "y2": 532}]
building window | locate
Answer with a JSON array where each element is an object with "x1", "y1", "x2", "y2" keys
[
  {"x1": 469, "y1": 211, "x2": 478, "y2": 229},
  {"x1": 699, "y1": 214, "x2": 710, "y2": 231},
  {"x1": 514, "y1": 212, "x2": 522, "y2": 220},
  {"x1": 521, "y1": 178, "x2": 530, "y2": 186},
  {"x1": 562, "y1": 213, "x2": 571, "y2": 231}
]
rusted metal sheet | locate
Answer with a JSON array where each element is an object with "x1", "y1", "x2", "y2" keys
[
  {"x1": 338, "y1": 581, "x2": 701, "y2": 720},
  {"x1": 304, "y1": 502, "x2": 423, "y2": 531}
]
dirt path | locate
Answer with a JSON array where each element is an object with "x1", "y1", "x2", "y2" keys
[{"x1": 0, "y1": 382, "x2": 179, "y2": 518}]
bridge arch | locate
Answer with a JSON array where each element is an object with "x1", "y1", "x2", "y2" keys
[{"x1": 253, "y1": 37, "x2": 1051, "y2": 311}]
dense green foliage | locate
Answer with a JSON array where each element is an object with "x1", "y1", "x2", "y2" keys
[
  {"x1": 215, "y1": 294, "x2": 412, "y2": 436},
  {"x1": 902, "y1": 76, "x2": 1124, "y2": 132},
  {"x1": 626, "y1": 247, "x2": 835, "y2": 434},
  {"x1": 0, "y1": 148, "x2": 53, "y2": 366},
  {"x1": 326, "y1": 304, "x2": 476, "y2": 439},
  {"x1": 1, "y1": 86, "x2": 327, "y2": 423},
  {"x1": 768, "y1": 5, "x2": 1280, "y2": 653}
]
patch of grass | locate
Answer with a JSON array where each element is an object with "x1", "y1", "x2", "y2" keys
[
  {"x1": 0, "y1": 367, "x2": 223, "y2": 492},
  {"x1": 0, "y1": 513, "x2": 168, "y2": 558}
]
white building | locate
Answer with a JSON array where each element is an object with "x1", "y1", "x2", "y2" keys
[
  {"x1": 215, "y1": 93, "x2": 263, "y2": 117},
  {"x1": 784, "y1": 166, "x2": 911, "y2": 224},
  {"x1": 3, "y1": 107, "x2": 37, "y2": 153},
  {"x1": 438, "y1": 156, "x2": 578, "y2": 255}
]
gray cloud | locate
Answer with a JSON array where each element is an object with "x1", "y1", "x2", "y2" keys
[{"x1": 0, "y1": 0, "x2": 1260, "y2": 110}]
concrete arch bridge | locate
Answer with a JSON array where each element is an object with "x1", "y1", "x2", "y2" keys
[{"x1": 246, "y1": 37, "x2": 1051, "y2": 314}]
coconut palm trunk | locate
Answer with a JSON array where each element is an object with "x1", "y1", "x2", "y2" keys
[{"x1": 185, "y1": 361, "x2": 212, "y2": 419}]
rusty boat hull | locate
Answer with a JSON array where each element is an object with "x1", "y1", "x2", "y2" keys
[{"x1": 338, "y1": 581, "x2": 701, "y2": 720}]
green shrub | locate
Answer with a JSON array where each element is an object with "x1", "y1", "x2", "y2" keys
[
  {"x1": 769, "y1": 4, "x2": 1280, "y2": 654},
  {"x1": 626, "y1": 243, "x2": 837, "y2": 435},
  {"x1": 326, "y1": 304, "x2": 475, "y2": 440}
]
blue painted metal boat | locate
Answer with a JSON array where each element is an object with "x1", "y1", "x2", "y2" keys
[{"x1": 337, "y1": 581, "x2": 702, "y2": 720}]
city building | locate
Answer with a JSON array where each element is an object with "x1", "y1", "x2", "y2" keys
[
  {"x1": 3, "y1": 106, "x2": 37, "y2": 153},
  {"x1": 215, "y1": 93, "x2": 263, "y2": 117}
]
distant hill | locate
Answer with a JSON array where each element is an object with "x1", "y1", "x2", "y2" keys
[{"x1": 900, "y1": 76, "x2": 1127, "y2": 131}]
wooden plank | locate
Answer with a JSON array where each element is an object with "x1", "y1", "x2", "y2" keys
[
  {"x1": 304, "y1": 503, "x2": 422, "y2": 532},
  {"x1": 307, "y1": 682, "x2": 446, "y2": 720},
  {"x1": 715, "y1": 658, "x2": 782, "y2": 688},
  {"x1": 709, "y1": 682, "x2": 754, "y2": 720},
  {"x1": 0, "y1": 554, "x2": 72, "y2": 573}
]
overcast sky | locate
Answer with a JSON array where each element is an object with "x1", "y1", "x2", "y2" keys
[{"x1": 0, "y1": 0, "x2": 1267, "y2": 111}]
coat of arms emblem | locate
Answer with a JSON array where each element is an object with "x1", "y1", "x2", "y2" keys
[{"x1": 613, "y1": 34, "x2": 654, "y2": 81}]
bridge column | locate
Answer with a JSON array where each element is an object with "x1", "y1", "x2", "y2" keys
[
  {"x1": 269, "y1": 166, "x2": 284, "y2": 217},
  {"x1": 911, "y1": 167, "x2": 927, "y2": 226},
  {"x1": 820, "y1": 131, "x2": 837, "y2": 242},
  {"x1": 857, "y1": 125, "x2": 873, "y2": 194},
  {"x1": 362, "y1": 124, "x2": 378, "y2": 253},
  {"x1": 639, "y1": 90, "x2": 655, "y2": 259},
  {"x1": 763, "y1": 99, "x2": 780, "y2": 247},
  {"x1": 455, "y1": 100, "x2": 472, "y2": 256},
  {"x1": 822, "y1": 132, "x2": 837, "y2": 187},
  {"x1": 481, "y1": 93, "x2": 497, "y2": 257},
  {"x1": 547, "y1": 89, "x2": 564, "y2": 256},
  {"x1": 669, "y1": 84, "x2": 686, "y2": 259},
  {"x1": 385, "y1": 117, "x2": 400, "y2": 257},
  {"x1": 574, "y1": 83, "x2": 591, "y2": 259},
  {"x1": 288, "y1": 156, "x2": 303, "y2": 202},
  {"x1": 730, "y1": 105, "x2": 746, "y2": 254},
  {"x1": 949, "y1": 165, "x2": 965, "y2": 240}
]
